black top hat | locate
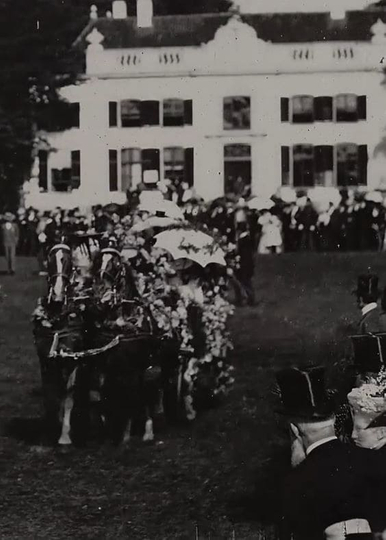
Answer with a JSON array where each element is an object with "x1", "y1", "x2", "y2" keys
[
  {"x1": 353, "y1": 273, "x2": 379, "y2": 299},
  {"x1": 275, "y1": 366, "x2": 334, "y2": 420},
  {"x1": 350, "y1": 333, "x2": 386, "y2": 374}
]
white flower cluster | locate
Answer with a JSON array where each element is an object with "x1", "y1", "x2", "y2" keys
[{"x1": 348, "y1": 368, "x2": 386, "y2": 412}]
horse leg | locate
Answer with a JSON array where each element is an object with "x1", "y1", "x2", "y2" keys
[
  {"x1": 58, "y1": 366, "x2": 78, "y2": 446},
  {"x1": 143, "y1": 409, "x2": 154, "y2": 442},
  {"x1": 122, "y1": 418, "x2": 132, "y2": 444}
]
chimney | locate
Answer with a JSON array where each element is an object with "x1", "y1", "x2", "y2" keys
[
  {"x1": 137, "y1": 0, "x2": 153, "y2": 28},
  {"x1": 112, "y1": 1, "x2": 127, "y2": 19}
]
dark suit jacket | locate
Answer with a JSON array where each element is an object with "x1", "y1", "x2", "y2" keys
[
  {"x1": 281, "y1": 440, "x2": 386, "y2": 539},
  {"x1": 358, "y1": 306, "x2": 386, "y2": 334}
]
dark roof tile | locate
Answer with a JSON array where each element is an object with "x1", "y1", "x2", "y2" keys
[{"x1": 74, "y1": 11, "x2": 386, "y2": 50}]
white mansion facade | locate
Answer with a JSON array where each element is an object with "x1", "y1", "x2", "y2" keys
[{"x1": 26, "y1": 0, "x2": 386, "y2": 208}]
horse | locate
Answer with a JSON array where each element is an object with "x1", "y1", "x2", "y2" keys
[
  {"x1": 35, "y1": 240, "x2": 92, "y2": 447},
  {"x1": 92, "y1": 243, "x2": 160, "y2": 445}
]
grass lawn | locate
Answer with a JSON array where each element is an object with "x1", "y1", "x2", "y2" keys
[{"x1": 0, "y1": 253, "x2": 383, "y2": 539}]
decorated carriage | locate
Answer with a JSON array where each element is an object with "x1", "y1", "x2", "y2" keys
[{"x1": 32, "y1": 200, "x2": 235, "y2": 446}]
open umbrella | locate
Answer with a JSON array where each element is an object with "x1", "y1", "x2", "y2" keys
[
  {"x1": 247, "y1": 197, "x2": 275, "y2": 211},
  {"x1": 138, "y1": 198, "x2": 184, "y2": 219},
  {"x1": 130, "y1": 216, "x2": 179, "y2": 233},
  {"x1": 154, "y1": 228, "x2": 226, "y2": 268}
]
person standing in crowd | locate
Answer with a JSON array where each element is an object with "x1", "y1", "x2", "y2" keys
[
  {"x1": 354, "y1": 273, "x2": 386, "y2": 334},
  {"x1": 297, "y1": 197, "x2": 318, "y2": 251},
  {"x1": 1, "y1": 212, "x2": 19, "y2": 275},
  {"x1": 276, "y1": 365, "x2": 386, "y2": 539},
  {"x1": 234, "y1": 221, "x2": 255, "y2": 306}
]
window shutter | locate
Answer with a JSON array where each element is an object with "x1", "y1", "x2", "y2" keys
[
  {"x1": 358, "y1": 96, "x2": 367, "y2": 121},
  {"x1": 358, "y1": 144, "x2": 368, "y2": 185},
  {"x1": 184, "y1": 100, "x2": 193, "y2": 125},
  {"x1": 38, "y1": 150, "x2": 48, "y2": 191},
  {"x1": 281, "y1": 146, "x2": 290, "y2": 185},
  {"x1": 69, "y1": 103, "x2": 80, "y2": 128},
  {"x1": 71, "y1": 150, "x2": 81, "y2": 189},
  {"x1": 109, "y1": 149, "x2": 118, "y2": 191},
  {"x1": 141, "y1": 100, "x2": 159, "y2": 126},
  {"x1": 314, "y1": 97, "x2": 333, "y2": 121},
  {"x1": 184, "y1": 148, "x2": 194, "y2": 187},
  {"x1": 109, "y1": 101, "x2": 118, "y2": 127},
  {"x1": 280, "y1": 98, "x2": 289, "y2": 122}
]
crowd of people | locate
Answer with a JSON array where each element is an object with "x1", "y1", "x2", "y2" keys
[
  {"x1": 261, "y1": 272, "x2": 386, "y2": 540},
  {"x1": 2, "y1": 186, "x2": 386, "y2": 271}
]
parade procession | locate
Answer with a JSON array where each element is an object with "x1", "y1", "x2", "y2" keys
[
  {"x1": 30, "y1": 194, "x2": 235, "y2": 447},
  {"x1": 4, "y1": 0, "x2": 386, "y2": 537}
]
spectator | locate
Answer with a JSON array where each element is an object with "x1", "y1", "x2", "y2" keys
[{"x1": 1, "y1": 212, "x2": 19, "y2": 275}]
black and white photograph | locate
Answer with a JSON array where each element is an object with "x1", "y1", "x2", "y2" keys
[{"x1": 1, "y1": 0, "x2": 386, "y2": 537}]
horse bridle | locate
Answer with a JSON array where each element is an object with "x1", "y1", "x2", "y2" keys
[
  {"x1": 100, "y1": 248, "x2": 124, "y2": 284},
  {"x1": 47, "y1": 244, "x2": 74, "y2": 290}
]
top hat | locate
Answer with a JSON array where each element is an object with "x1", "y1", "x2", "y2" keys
[
  {"x1": 275, "y1": 366, "x2": 334, "y2": 420},
  {"x1": 350, "y1": 333, "x2": 386, "y2": 374},
  {"x1": 353, "y1": 273, "x2": 379, "y2": 298}
]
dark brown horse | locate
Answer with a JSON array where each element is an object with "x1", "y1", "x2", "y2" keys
[{"x1": 92, "y1": 243, "x2": 160, "y2": 444}]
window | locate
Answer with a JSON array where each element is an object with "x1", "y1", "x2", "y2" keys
[
  {"x1": 71, "y1": 150, "x2": 81, "y2": 189},
  {"x1": 337, "y1": 143, "x2": 367, "y2": 186},
  {"x1": 292, "y1": 96, "x2": 314, "y2": 123},
  {"x1": 163, "y1": 99, "x2": 192, "y2": 127},
  {"x1": 121, "y1": 99, "x2": 141, "y2": 127},
  {"x1": 69, "y1": 103, "x2": 80, "y2": 128},
  {"x1": 142, "y1": 148, "x2": 160, "y2": 186},
  {"x1": 293, "y1": 144, "x2": 315, "y2": 186},
  {"x1": 164, "y1": 147, "x2": 185, "y2": 183},
  {"x1": 335, "y1": 94, "x2": 358, "y2": 122},
  {"x1": 224, "y1": 144, "x2": 252, "y2": 196},
  {"x1": 109, "y1": 149, "x2": 118, "y2": 191},
  {"x1": 52, "y1": 168, "x2": 71, "y2": 192},
  {"x1": 163, "y1": 147, "x2": 194, "y2": 187},
  {"x1": 38, "y1": 150, "x2": 48, "y2": 191},
  {"x1": 281, "y1": 143, "x2": 368, "y2": 187},
  {"x1": 121, "y1": 148, "x2": 142, "y2": 192},
  {"x1": 223, "y1": 97, "x2": 251, "y2": 130}
]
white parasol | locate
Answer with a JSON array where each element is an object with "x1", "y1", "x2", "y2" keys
[
  {"x1": 130, "y1": 216, "x2": 179, "y2": 233},
  {"x1": 365, "y1": 191, "x2": 383, "y2": 204},
  {"x1": 138, "y1": 198, "x2": 184, "y2": 219},
  {"x1": 247, "y1": 197, "x2": 275, "y2": 211},
  {"x1": 154, "y1": 228, "x2": 226, "y2": 268}
]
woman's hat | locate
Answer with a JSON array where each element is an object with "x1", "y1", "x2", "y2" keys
[{"x1": 275, "y1": 366, "x2": 334, "y2": 420}]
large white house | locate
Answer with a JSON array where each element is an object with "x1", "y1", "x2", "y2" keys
[{"x1": 25, "y1": 0, "x2": 386, "y2": 208}]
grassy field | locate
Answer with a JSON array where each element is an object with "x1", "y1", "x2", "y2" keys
[{"x1": 0, "y1": 253, "x2": 384, "y2": 539}]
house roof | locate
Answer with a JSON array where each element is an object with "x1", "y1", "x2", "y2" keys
[{"x1": 74, "y1": 10, "x2": 386, "y2": 50}]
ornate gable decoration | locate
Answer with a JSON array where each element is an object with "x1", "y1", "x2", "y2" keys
[
  {"x1": 86, "y1": 28, "x2": 105, "y2": 51},
  {"x1": 371, "y1": 18, "x2": 386, "y2": 45},
  {"x1": 204, "y1": 15, "x2": 269, "y2": 72}
]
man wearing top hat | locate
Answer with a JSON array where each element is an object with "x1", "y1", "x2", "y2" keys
[
  {"x1": 355, "y1": 273, "x2": 386, "y2": 334},
  {"x1": 276, "y1": 365, "x2": 386, "y2": 539}
]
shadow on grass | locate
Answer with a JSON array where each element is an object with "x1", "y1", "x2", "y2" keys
[{"x1": 5, "y1": 416, "x2": 49, "y2": 446}]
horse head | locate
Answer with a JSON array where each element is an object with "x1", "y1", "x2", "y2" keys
[
  {"x1": 98, "y1": 247, "x2": 123, "y2": 286},
  {"x1": 47, "y1": 243, "x2": 73, "y2": 304}
]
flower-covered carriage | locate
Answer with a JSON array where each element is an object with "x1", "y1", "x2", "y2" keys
[{"x1": 32, "y1": 203, "x2": 235, "y2": 446}]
